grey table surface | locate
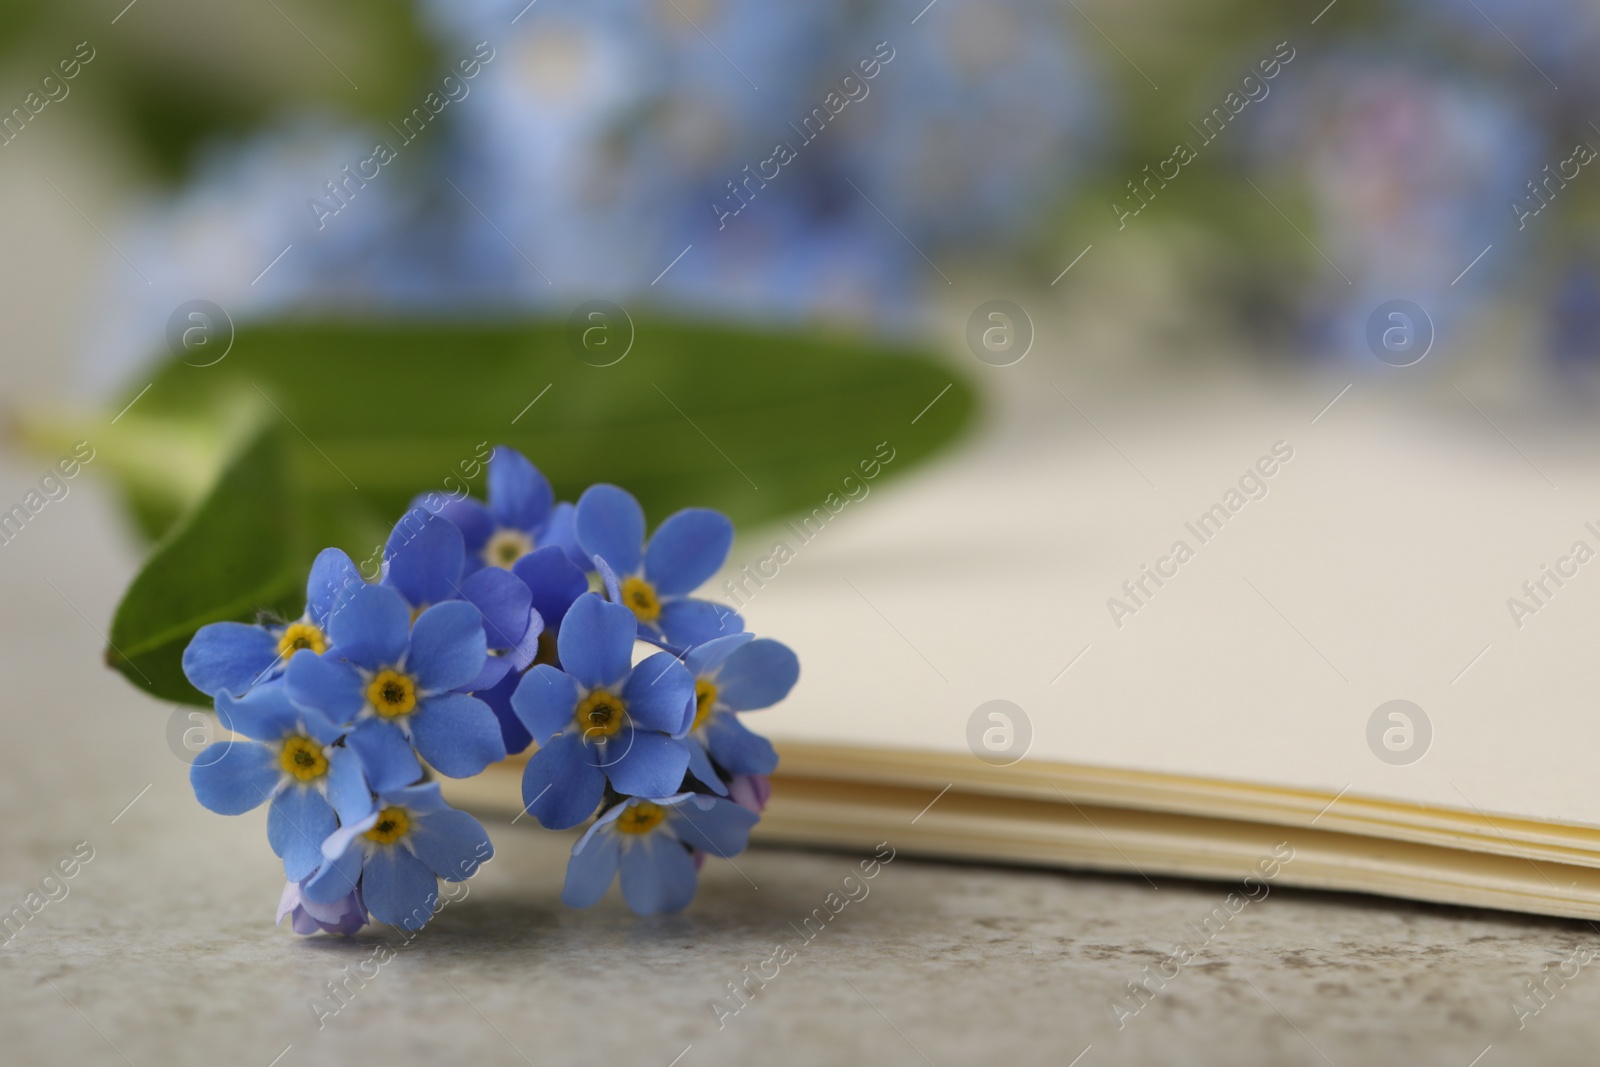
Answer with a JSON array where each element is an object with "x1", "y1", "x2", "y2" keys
[{"x1": 2, "y1": 457, "x2": 1599, "y2": 1067}]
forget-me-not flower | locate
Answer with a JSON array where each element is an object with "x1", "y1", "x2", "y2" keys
[
  {"x1": 190, "y1": 681, "x2": 373, "y2": 881},
  {"x1": 304, "y1": 782, "x2": 493, "y2": 930},
  {"x1": 573, "y1": 484, "x2": 742, "y2": 648},
  {"x1": 562, "y1": 793, "x2": 759, "y2": 915},
  {"x1": 510, "y1": 593, "x2": 695, "y2": 829},
  {"x1": 285, "y1": 582, "x2": 506, "y2": 791}
]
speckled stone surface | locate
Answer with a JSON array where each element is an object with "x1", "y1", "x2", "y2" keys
[{"x1": 2, "y1": 475, "x2": 1598, "y2": 1067}]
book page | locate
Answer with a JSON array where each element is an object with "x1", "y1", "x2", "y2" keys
[{"x1": 740, "y1": 371, "x2": 1600, "y2": 828}]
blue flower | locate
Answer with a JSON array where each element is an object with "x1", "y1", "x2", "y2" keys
[
  {"x1": 278, "y1": 878, "x2": 368, "y2": 936},
  {"x1": 561, "y1": 793, "x2": 759, "y2": 915},
  {"x1": 304, "y1": 783, "x2": 493, "y2": 930},
  {"x1": 182, "y1": 547, "x2": 363, "y2": 698},
  {"x1": 478, "y1": 544, "x2": 591, "y2": 754},
  {"x1": 285, "y1": 582, "x2": 507, "y2": 790},
  {"x1": 190, "y1": 681, "x2": 373, "y2": 882},
  {"x1": 415, "y1": 446, "x2": 584, "y2": 574},
  {"x1": 573, "y1": 484, "x2": 742, "y2": 648},
  {"x1": 381, "y1": 508, "x2": 544, "y2": 692},
  {"x1": 509, "y1": 594, "x2": 695, "y2": 829},
  {"x1": 681, "y1": 633, "x2": 796, "y2": 791}
]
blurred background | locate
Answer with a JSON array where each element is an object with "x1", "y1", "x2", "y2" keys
[{"x1": 1, "y1": 0, "x2": 1597, "y2": 406}]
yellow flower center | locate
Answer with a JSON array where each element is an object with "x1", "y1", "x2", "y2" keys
[
  {"x1": 278, "y1": 735, "x2": 328, "y2": 782},
  {"x1": 277, "y1": 621, "x2": 327, "y2": 660},
  {"x1": 614, "y1": 801, "x2": 666, "y2": 835},
  {"x1": 575, "y1": 689, "x2": 627, "y2": 740},
  {"x1": 691, "y1": 678, "x2": 718, "y2": 732},
  {"x1": 363, "y1": 806, "x2": 411, "y2": 845},
  {"x1": 367, "y1": 669, "x2": 417, "y2": 719},
  {"x1": 620, "y1": 576, "x2": 661, "y2": 623},
  {"x1": 484, "y1": 528, "x2": 535, "y2": 569}
]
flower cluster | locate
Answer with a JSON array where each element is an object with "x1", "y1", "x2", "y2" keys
[{"x1": 182, "y1": 446, "x2": 796, "y2": 932}]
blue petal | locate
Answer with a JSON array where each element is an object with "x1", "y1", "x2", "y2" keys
[
  {"x1": 645, "y1": 508, "x2": 734, "y2": 596},
  {"x1": 459, "y1": 567, "x2": 533, "y2": 653},
  {"x1": 284, "y1": 649, "x2": 365, "y2": 721},
  {"x1": 512, "y1": 545, "x2": 588, "y2": 629},
  {"x1": 384, "y1": 781, "x2": 450, "y2": 815},
  {"x1": 561, "y1": 822, "x2": 621, "y2": 908},
  {"x1": 521, "y1": 733, "x2": 606, "y2": 829},
  {"x1": 575, "y1": 484, "x2": 644, "y2": 576},
  {"x1": 409, "y1": 808, "x2": 493, "y2": 881},
  {"x1": 659, "y1": 599, "x2": 744, "y2": 648},
  {"x1": 348, "y1": 719, "x2": 423, "y2": 792},
  {"x1": 408, "y1": 600, "x2": 487, "y2": 693},
  {"x1": 487, "y1": 446, "x2": 553, "y2": 532},
  {"x1": 409, "y1": 693, "x2": 506, "y2": 778},
  {"x1": 415, "y1": 493, "x2": 493, "y2": 556},
  {"x1": 305, "y1": 548, "x2": 364, "y2": 629},
  {"x1": 363, "y1": 847, "x2": 440, "y2": 930},
  {"x1": 682, "y1": 632, "x2": 753, "y2": 679},
  {"x1": 620, "y1": 653, "x2": 696, "y2": 734},
  {"x1": 384, "y1": 509, "x2": 465, "y2": 610},
  {"x1": 716, "y1": 638, "x2": 801, "y2": 711},
  {"x1": 216, "y1": 684, "x2": 300, "y2": 742},
  {"x1": 269, "y1": 787, "x2": 339, "y2": 882},
  {"x1": 303, "y1": 838, "x2": 366, "y2": 904},
  {"x1": 182, "y1": 623, "x2": 280, "y2": 698},
  {"x1": 557, "y1": 594, "x2": 636, "y2": 690},
  {"x1": 541, "y1": 501, "x2": 590, "y2": 571},
  {"x1": 619, "y1": 835, "x2": 698, "y2": 915},
  {"x1": 190, "y1": 741, "x2": 278, "y2": 815},
  {"x1": 704, "y1": 714, "x2": 780, "y2": 776},
  {"x1": 478, "y1": 668, "x2": 533, "y2": 754},
  {"x1": 510, "y1": 665, "x2": 580, "y2": 745},
  {"x1": 325, "y1": 747, "x2": 373, "y2": 823},
  {"x1": 602, "y1": 728, "x2": 690, "y2": 797},
  {"x1": 667, "y1": 795, "x2": 760, "y2": 857},
  {"x1": 592, "y1": 554, "x2": 622, "y2": 603},
  {"x1": 463, "y1": 654, "x2": 514, "y2": 693},
  {"x1": 326, "y1": 583, "x2": 411, "y2": 671},
  {"x1": 684, "y1": 737, "x2": 730, "y2": 796}
]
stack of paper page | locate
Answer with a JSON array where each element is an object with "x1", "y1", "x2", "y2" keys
[{"x1": 450, "y1": 375, "x2": 1600, "y2": 919}]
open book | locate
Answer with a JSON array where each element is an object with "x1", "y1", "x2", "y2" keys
[{"x1": 448, "y1": 375, "x2": 1600, "y2": 920}]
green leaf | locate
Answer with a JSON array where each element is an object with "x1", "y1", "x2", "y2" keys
[
  {"x1": 102, "y1": 317, "x2": 976, "y2": 704},
  {"x1": 106, "y1": 424, "x2": 303, "y2": 703}
]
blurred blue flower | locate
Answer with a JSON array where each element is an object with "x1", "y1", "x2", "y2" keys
[
  {"x1": 574, "y1": 483, "x2": 741, "y2": 648},
  {"x1": 681, "y1": 633, "x2": 797, "y2": 791},
  {"x1": 190, "y1": 681, "x2": 373, "y2": 882},
  {"x1": 561, "y1": 793, "x2": 759, "y2": 915},
  {"x1": 1251, "y1": 56, "x2": 1542, "y2": 363},
  {"x1": 510, "y1": 594, "x2": 695, "y2": 829},
  {"x1": 305, "y1": 782, "x2": 493, "y2": 930},
  {"x1": 285, "y1": 582, "x2": 506, "y2": 789},
  {"x1": 182, "y1": 547, "x2": 362, "y2": 698}
]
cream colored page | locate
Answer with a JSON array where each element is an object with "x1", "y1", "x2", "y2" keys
[{"x1": 740, "y1": 372, "x2": 1600, "y2": 828}]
